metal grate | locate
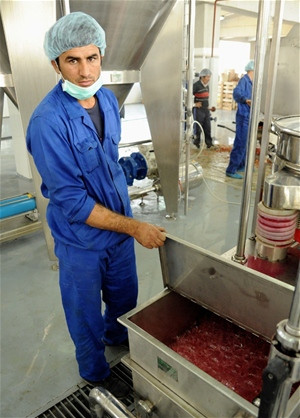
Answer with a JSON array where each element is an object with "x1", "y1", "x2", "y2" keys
[{"x1": 36, "y1": 363, "x2": 135, "y2": 418}]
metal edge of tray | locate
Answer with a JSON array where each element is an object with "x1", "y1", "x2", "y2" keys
[{"x1": 158, "y1": 234, "x2": 295, "y2": 341}]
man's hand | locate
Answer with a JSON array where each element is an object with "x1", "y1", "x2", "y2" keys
[
  {"x1": 194, "y1": 102, "x2": 202, "y2": 108},
  {"x1": 133, "y1": 223, "x2": 166, "y2": 249},
  {"x1": 246, "y1": 99, "x2": 251, "y2": 106},
  {"x1": 86, "y1": 203, "x2": 166, "y2": 249}
]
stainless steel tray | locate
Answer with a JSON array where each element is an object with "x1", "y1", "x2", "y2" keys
[{"x1": 119, "y1": 236, "x2": 295, "y2": 417}]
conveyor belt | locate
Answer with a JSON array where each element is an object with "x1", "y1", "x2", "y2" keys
[{"x1": 36, "y1": 363, "x2": 135, "y2": 418}]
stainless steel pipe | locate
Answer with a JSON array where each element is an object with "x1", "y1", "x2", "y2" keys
[
  {"x1": 233, "y1": 0, "x2": 271, "y2": 263},
  {"x1": 89, "y1": 387, "x2": 135, "y2": 418},
  {"x1": 128, "y1": 185, "x2": 158, "y2": 201},
  {"x1": 184, "y1": 0, "x2": 196, "y2": 215},
  {"x1": 119, "y1": 139, "x2": 152, "y2": 149},
  {"x1": 58, "y1": 0, "x2": 70, "y2": 15},
  {"x1": 286, "y1": 262, "x2": 300, "y2": 337}
]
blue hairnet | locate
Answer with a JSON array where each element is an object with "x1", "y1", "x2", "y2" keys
[
  {"x1": 199, "y1": 68, "x2": 212, "y2": 77},
  {"x1": 44, "y1": 12, "x2": 106, "y2": 60},
  {"x1": 245, "y1": 60, "x2": 254, "y2": 71}
]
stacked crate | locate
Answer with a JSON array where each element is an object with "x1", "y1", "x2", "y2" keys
[
  {"x1": 217, "y1": 82, "x2": 223, "y2": 109},
  {"x1": 221, "y1": 81, "x2": 238, "y2": 110},
  {"x1": 217, "y1": 69, "x2": 240, "y2": 110}
]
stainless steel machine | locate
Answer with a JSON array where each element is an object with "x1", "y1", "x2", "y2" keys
[
  {"x1": 117, "y1": 236, "x2": 298, "y2": 418},
  {"x1": 264, "y1": 116, "x2": 300, "y2": 212},
  {"x1": 115, "y1": 121, "x2": 300, "y2": 417},
  {"x1": 87, "y1": 234, "x2": 300, "y2": 418}
]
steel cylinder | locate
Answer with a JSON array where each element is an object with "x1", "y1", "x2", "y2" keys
[{"x1": 255, "y1": 201, "x2": 298, "y2": 261}]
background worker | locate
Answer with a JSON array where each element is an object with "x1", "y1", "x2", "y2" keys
[
  {"x1": 226, "y1": 60, "x2": 254, "y2": 179},
  {"x1": 26, "y1": 12, "x2": 166, "y2": 399},
  {"x1": 193, "y1": 68, "x2": 216, "y2": 149}
]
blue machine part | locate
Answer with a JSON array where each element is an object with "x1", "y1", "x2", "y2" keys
[
  {"x1": 0, "y1": 193, "x2": 36, "y2": 219},
  {"x1": 118, "y1": 152, "x2": 148, "y2": 186}
]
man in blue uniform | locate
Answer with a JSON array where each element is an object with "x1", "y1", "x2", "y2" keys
[
  {"x1": 26, "y1": 12, "x2": 166, "y2": 398},
  {"x1": 226, "y1": 60, "x2": 254, "y2": 179},
  {"x1": 193, "y1": 68, "x2": 215, "y2": 149}
]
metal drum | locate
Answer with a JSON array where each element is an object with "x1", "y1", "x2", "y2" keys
[
  {"x1": 272, "y1": 115, "x2": 300, "y2": 169},
  {"x1": 263, "y1": 115, "x2": 300, "y2": 210}
]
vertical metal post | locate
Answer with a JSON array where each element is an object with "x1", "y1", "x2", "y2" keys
[
  {"x1": 251, "y1": 0, "x2": 285, "y2": 236},
  {"x1": 60, "y1": 0, "x2": 70, "y2": 15},
  {"x1": 0, "y1": 88, "x2": 4, "y2": 140},
  {"x1": 286, "y1": 262, "x2": 300, "y2": 334},
  {"x1": 233, "y1": 0, "x2": 271, "y2": 263},
  {"x1": 184, "y1": 0, "x2": 196, "y2": 215}
]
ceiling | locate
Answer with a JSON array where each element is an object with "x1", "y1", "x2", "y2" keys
[{"x1": 217, "y1": 0, "x2": 299, "y2": 42}]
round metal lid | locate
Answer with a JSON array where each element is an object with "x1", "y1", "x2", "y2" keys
[{"x1": 272, "y1": 115, "x2": 300, "y2": 137}]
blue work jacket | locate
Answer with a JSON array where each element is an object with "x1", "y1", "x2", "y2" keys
[
  {"x1": 233, "y1": 74, "x2": 252, "y2": 119},
  {"x1": 26, "y1": 81, "x2": 131, "y2": 251}
]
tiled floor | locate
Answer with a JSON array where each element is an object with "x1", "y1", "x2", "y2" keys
[{"x1": 1, "y1": 104, "x2": 255, "y2": 417}]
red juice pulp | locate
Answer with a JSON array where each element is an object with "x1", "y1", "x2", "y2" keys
[{"x1": 169, "y1": 310, "x2": 270, "y2": 402}]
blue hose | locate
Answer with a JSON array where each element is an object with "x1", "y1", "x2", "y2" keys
[{"x1": 0, "y1": 193, "x2": 36, "y2": 219}]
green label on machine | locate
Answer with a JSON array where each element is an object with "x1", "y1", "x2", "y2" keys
[{"x1": 157, "y1": 357, "x2": 178, "y2": 381}]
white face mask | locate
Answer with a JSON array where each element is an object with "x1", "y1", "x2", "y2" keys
[{"x1": 62, "y1": 75, "x2": 103, "y2": 100}]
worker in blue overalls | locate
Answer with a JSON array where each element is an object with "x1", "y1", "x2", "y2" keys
[
  {"x1": 226, "y1": 60, "x2": 254, "y2": 179},
  {"x1": 26, "y1": 12, "x2": 166, "y2": 399}
]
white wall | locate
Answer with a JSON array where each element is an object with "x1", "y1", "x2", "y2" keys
[{"x1": 219, "y1": 41, "x2": 251, "y2": 76}]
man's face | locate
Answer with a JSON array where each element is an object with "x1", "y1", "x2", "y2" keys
[
  {"x1": 201, "y1": 75, "x2": 211, "y2": 84},
  {"x1": 52, "y1": 44, "x2": 102, "y2": 86}
]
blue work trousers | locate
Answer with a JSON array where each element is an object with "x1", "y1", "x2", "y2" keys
[
  {"x1": 226, "y1": 114, "x2": 249, "y2": 174},
  {"x1": 56, "y1": 237, "x2": 138, "y2": 382}
]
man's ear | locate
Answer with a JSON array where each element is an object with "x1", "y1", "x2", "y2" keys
[{"x1": 51, "y1": 60, "x2": 60, "y2": 74}]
